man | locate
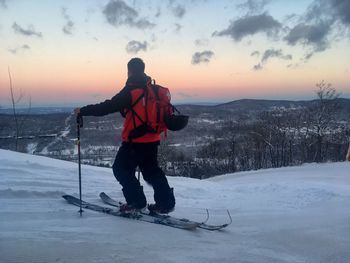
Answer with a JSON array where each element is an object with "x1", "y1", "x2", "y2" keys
[{"x1": 75, "y1": 58, "x2": 175, "y2": 213}]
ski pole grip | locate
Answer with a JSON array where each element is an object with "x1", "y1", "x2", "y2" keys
[{"x1": 77, "y1": 114, "x2": 83, "y2": 128}]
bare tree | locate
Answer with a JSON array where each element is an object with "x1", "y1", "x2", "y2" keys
[
  {"x1": 346, "y1": 129, "x2": 350, "y2": 161},
  {"x1": 8, "y1": 67, "x2": 31, "y2": 151},
  {"x1": 308, "y1": 81, "x2": 340, "y2": 162}
]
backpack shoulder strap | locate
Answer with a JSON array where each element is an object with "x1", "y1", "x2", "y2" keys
[{"x1": 126, "y1": 86, "x2": 146, "y2": 127}]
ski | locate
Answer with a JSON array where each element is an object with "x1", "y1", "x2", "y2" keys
[
  {"x1": 99, "y1": 192, "x2": 232, "y2": 231},
  {"x1": 62, "y1": 195, "x2": 199, "y2": 230}
]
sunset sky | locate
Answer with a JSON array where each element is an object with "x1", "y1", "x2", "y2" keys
[{"x1": 0, "y1": 0, "x2": 349, "y2": 107}]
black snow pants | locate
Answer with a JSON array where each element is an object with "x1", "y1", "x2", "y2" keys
[{"x1": 112, "y1": 142, "x2": 175, "y2": 209}]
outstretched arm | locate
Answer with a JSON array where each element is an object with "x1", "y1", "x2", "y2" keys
[{"x1": 77, "y1": 88, "x2": 131, "y2": 117}]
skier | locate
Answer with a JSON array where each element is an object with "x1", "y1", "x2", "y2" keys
[{"x1": 74, "y1": 58, "x2": 180, "y2": 214}]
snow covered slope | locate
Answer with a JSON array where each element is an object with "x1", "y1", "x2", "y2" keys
[{"x1": 0, "y1": 149, "x2": 349, "y2": 263}]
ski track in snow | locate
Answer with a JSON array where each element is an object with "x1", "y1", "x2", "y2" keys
[
  {"x1": 0, "y1": 149, "x2": 350, "y2": 263},
  {"x1": 40, "y1": 113, "x2": 72, "y2": 155}
]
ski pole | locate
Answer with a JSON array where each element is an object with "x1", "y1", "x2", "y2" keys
[
  {"x1": 77, "y1": 114, "x2": 84, "y2": 216},
  {"x1": 137, "y1": 167, "x2": 141, "y2": 182}
]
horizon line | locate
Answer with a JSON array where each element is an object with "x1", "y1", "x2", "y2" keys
[{"x1": 1, "y1": 96, "x2": 350, "y2": 109}]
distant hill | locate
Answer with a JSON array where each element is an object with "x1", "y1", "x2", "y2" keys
[
  {"x1": 215, "y1": 98, "x2": 350, "y2": 112},
  {"x1": 1, "y1": 98, "x2": 349, "y2": 119},
  {"x1": 215, "y1": 99, "x2": 310, "y2": 111},
  {"x1": 0, "y1": 107, "x2": 73, "y2": 114},
  {"x1": 177, "y1": 98, "x2": 350, "y2": 120}
]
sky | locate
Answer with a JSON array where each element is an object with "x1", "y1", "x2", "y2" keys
[{"x1": 0, "y1": 0, "x2": 349, "y2": 107}]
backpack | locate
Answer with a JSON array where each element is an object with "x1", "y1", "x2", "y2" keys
[{"x1": 123, "y1": 80, "x2": 173, "y2": 142}]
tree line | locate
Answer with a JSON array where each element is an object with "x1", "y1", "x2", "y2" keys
[{"x1": 159, "y1": 81, "x2": 350, "y2": 179}]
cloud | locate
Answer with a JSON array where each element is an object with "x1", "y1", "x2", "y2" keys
[
  {"x1": 303, "y1": 52, "x2": 314, "y2": 61},
  {"x1": 191, "y1": 50, "x2": 214, "y2": 65},
  {"x1": 212, "y1": 0, "x2": 348, "y2": 66},
  {"x1": 282, "y1": 0, "x2": 350, "y2": 62},
  {"x1": 329, "y1": 0, "x2": 350, "y2": 25},
  {"x1": 172, "y1": 5, "x2": 186, "y2": 18},
  {"x1": 63, "y1": 21, "x2": 74, "y2": 35},
  {"x1": 261, "y1": 48, "x2": 292, "y2": 63},
  {"x1": 103, "y1": 0, "x2": 155, "y2": 29},
  {"x1": 304, "y1": 0, "x2": 350, "y2": 26},
  {"x1": 174, "y1": 23, "x2": 182, "y2": 32},
  {"x1": 236, "y1": 0, "x2": 270, "y2": 15},
  {"x1": 8, "y1": 44, "x2": 30, "y2": 54},
  {"x1": 284, "y1": 22, "x2": 331, "y2": 52},
  {"x1": 126, "y1": 40, "x2": 148, "y2": 54},
  {"x1": 12, "y1": 23, "x2": 42, "y2": 38},
  {"x1": 252, "y1": 48, "x2": 292, "y2": 70},
  {"x1": 167, "y1": 1, "x2": 186, "y2": 18},
  {"x1": 286, "y1": 63, "x2": 300, "y2": 69},
  {"x1": 155, "y1": 7, "x2": 161, "y2": 18},
  {"x1": 213, "y1": 13, "x2": 281, "y2": 41},
  {"x1": 253, "y1": 63, "x2": 263, "y2": 71},
  {"x1": 250, "y1": 50, "x2": 260, "y2": 57},
  {"x1": 61, "y1": 7, "x2": 75, "y2": 35}
]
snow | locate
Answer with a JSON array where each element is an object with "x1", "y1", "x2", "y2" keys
[
  {"x1": 26, "y1": 143, "x2": 38, "y2": 154},
  {"x1": 39, "y1": 114, "x2": 72, "y2": 155},
  {"x1": 196, "y1": 119, "x2": 222, "y2": 124},
  {"x1": 0, "y1": 149, "x2": 349, "y2": 263}
]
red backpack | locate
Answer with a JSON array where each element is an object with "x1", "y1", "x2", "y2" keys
[{"x1": 122, "y1": 80, "x2": 172, "y2": 142}]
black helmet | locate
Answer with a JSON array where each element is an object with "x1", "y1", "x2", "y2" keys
[{"x1": 164, "y1": 114, "x2": 189, "y2": 131}]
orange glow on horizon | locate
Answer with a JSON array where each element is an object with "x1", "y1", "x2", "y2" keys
[{"x1": 1, "y1": 50, "x2": 349, "y2": 106}]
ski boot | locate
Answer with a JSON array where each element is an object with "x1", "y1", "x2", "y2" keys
[{"x1": 148, "y1": 188, "x2": 175, "y2": 214}]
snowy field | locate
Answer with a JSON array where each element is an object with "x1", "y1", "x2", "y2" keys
[{"x1": 0, "y1": 149, "x2": 349, "y2": 263}]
